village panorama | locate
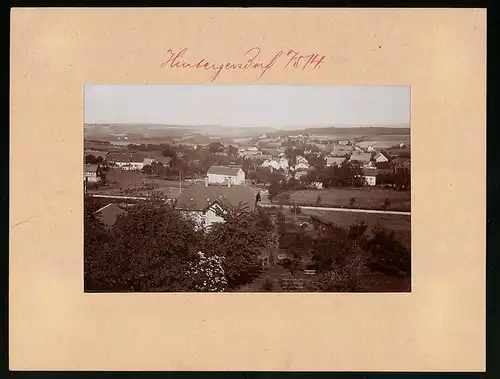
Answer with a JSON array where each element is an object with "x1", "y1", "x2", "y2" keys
[{"x1": 84, "y1": 85, "x2": 411, "y2": 293}]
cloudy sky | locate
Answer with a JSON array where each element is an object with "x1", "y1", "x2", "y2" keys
[{"x1": 85, "y1": 85, "x2": 410, "y2": 127}]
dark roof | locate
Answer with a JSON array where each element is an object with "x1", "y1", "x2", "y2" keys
[
  {"x1": 176, "y1": 182, "x2": 256, "y2": 212},
  {"x1": 326, "y1": 157, "x2": 346, "y2": 165},
  {"x1": 84, "y1": 164, "x2": 99, "y2": 173},
  {"x1": 94, "y1": 203, "x2": 127, "y2": 226},
  {"x1": 350, "y1": 153, "x2": 372, "y2": 162},
  {"x1": 207, "y1": 165, "x2": 243, "y2": 176},
  {"x1": 105, "y1": 152, "x2": 147, "y2": 163},
  {"x1": 394, "y1": 157, "x2": 411, "y2": 166},
  {"x1": 363, "y1": 168, "x2": 379, "y2": 176}
]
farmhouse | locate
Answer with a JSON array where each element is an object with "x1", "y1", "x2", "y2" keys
[
  {"x1": 94, "y1": 203, "x2": 127, "y2": 227},
  {"x1": 374, "y1": 152, "x2": 389, "y2": 163},
  {"x1": 294, "y1": 162, "x2": 310, "y2": 171},
  {"x1": 106, "y1": 152, "x2": 146, "y2": 171},
  {"x1": 207, "y1": 165, "x2": 245, "y2": 185},
  {"x1": 261, "y1": 159, "x2": 281, "y2": 171},
  {"x1": 325, "y1": 156, "x2": 347, "y2": 167},
  {"x1": 176, "y1": 179, "x2": 257, "y2": 229},
  {"x1": 84, "y1": 164, "x2": 101, "y2": 183},
  {"x1": 363, "y1": 168, "x2": 379, "y2": 186},
  {"x1": 143, "y1": 156, "x2": 172, "y2": 167},
  {"x1": 296, "y1": 155, "x2": 309, "y2": 165},
  {"x1": 349, "y1": 152, "x2": 373, "y2": 166}
]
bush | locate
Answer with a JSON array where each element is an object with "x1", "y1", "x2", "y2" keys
[
  {"x1": 185, "y1": 252, "x2": 227, "y2": 292},
  {"x1": 367, "y1": 227, "x2": 410, "y2": 276},
  {"x1": 289, "y1": 204, "x2": 302, "y2": 214},
  {"x1": 261, "y1": 277, "x2": 275, "y2": 292}
]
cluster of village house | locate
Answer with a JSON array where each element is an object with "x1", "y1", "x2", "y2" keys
[
  {"x1": 92, "y1": 164, "x2": 254, "y2": 230},
  {"x1": 86, "y1": 138, "x2": 410, "y2": 230}
]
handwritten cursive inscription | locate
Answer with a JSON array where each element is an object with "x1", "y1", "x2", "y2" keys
[{"x1": 160, "y1": 48, "x2": 325, "y2": 82}]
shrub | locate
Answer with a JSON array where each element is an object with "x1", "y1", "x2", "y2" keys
[
  {"x1": 290, "y1": 205, "x2": 302, "y2": 214},
  {"x1": 261, "y1": 277, "x2": 275, "y2": 292},
  {"x1": 367, "y1": 227, "x2": 410, "y2": 276},
  {"x1": 185, "y1": 252, "x2": 227, "y2": 292}
]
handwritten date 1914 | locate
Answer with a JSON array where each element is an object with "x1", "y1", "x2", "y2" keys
[{"x1": 285, "y1": 49, "x2": 325, "y2": 71}]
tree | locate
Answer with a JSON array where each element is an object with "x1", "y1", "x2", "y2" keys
[
  {"x1": 204, "y1": 208, "x2": 275, "y2": 288},
  {"x1": 84, "y1": 199, "x2": 204, "y2": 292},
  {"x1": 226, "y1": 144, "x2": 238, "y2": 157},
  {"x1": 85, "y1": 154, "x2": 98, "y2": 164},
  {"x1": 162, "y1": 145, "x2": 177, "y2": 158},
  {"x1": 349, "y1": 197, "x2": 356, "y2": 208},
  {"x1": 312, "y1": 224, "x2": 358, "y2": 271},
  {"x1": 316, "y1": 195, "x2": 322, "y2": 206},
  {"x1": 98, "y1": 168, "x2": 107, "y2": 184},
  {"x1": 142, "y1": 164, "x2": 153, "y2": 175},
  {"x1": 208, "y1": 141, "x2": 224, "y2": 153},
  {"x1": 384, "y1": 198, "x2": 391, "y2": 210},
  {"x1": 268, "y1": 179, "x2": 281, "y2": 203},
  {"x1": 367, "y1": 227, "x2": 410, "y2": 276}
]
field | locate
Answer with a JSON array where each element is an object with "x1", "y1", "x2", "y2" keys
[
  {"x1": 282, "y1": 187, "x2": 411, "y2": 212},
  {"x1": 88, "y1": 169, "x2": 191, "y2": 199},
  {"x1": 356, "y1": 134, "x2": 410, "y2": 149}
]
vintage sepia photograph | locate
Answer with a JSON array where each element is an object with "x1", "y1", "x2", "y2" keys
[{"x1": 84, "y1": 85, "x2": 411, "y2": 293}]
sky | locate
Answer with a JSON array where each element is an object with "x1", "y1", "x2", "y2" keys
[{"x1": 84, "y1": 85, "x2": 410, "y2": 128}]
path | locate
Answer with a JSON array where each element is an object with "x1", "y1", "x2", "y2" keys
[{"x1": 259, "y1": 203, "x2": 410, "y2": 216}]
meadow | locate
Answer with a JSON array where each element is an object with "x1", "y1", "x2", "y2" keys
[{"x1": 282, "y1": 187, "x2": 411, "y2": 212}]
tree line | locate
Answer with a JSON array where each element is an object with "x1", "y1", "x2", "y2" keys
[{"x1": 85, "y1": 197, "x2": 410, "y2": 292}]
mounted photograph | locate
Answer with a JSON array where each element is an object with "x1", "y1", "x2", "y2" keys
[{"x1": 84, "y1": 85, "x2": 411, "y2": 293}]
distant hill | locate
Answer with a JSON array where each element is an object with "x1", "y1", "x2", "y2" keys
[
  {"x1": 276, "y1": 125, "x2": 410, "y2": 136},
  {"x1": 84, "y1": 123, "x2": 410, "y2": 140}
]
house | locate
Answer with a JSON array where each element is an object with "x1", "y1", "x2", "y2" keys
[
  {"x1": 175, "y1": 179, "x2": 257, "y2": 229},
  {"x1": 278, "y1": 157, "x2": 289, "y2": 169},
  {"x1": 349, "y1": 152, "x2": 373, "y2": 166},
  {"x1": 215, "y1": 152, "x2": 228, "y2": 157},
  {"x1": 106, "y1": 152, "x2": 146, "y2": 171},
  {"x1": 207, "y1": 165, "x2": 245, "y2": 185},
  {"x1": 84, "y1": 164, "x2": 101, "y2": 183},
  {"x1": 296, "y1": 155, "x2": 309, "y2": 165},
  {"x1": 294, "y1": 162, "x2": 310, "y2": 171},
  {"x1": 363, "y1": 168, "x2": 378, "y2": 186},
  {"x1": 94, "y1": 203, "x2": 127, "y2": 227},
  {"x1": 374, "y1": 152, "x2": 389, "y2": 163},
  {"x1": 325, "y1": 156, "x2": 347, "y2": 167},
  {"x1": 143, "y1": 156, "x2": 172, "y2": 167},
  {"x1": 261, "y1": 159, "x2": 281, "y2": 171}
]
